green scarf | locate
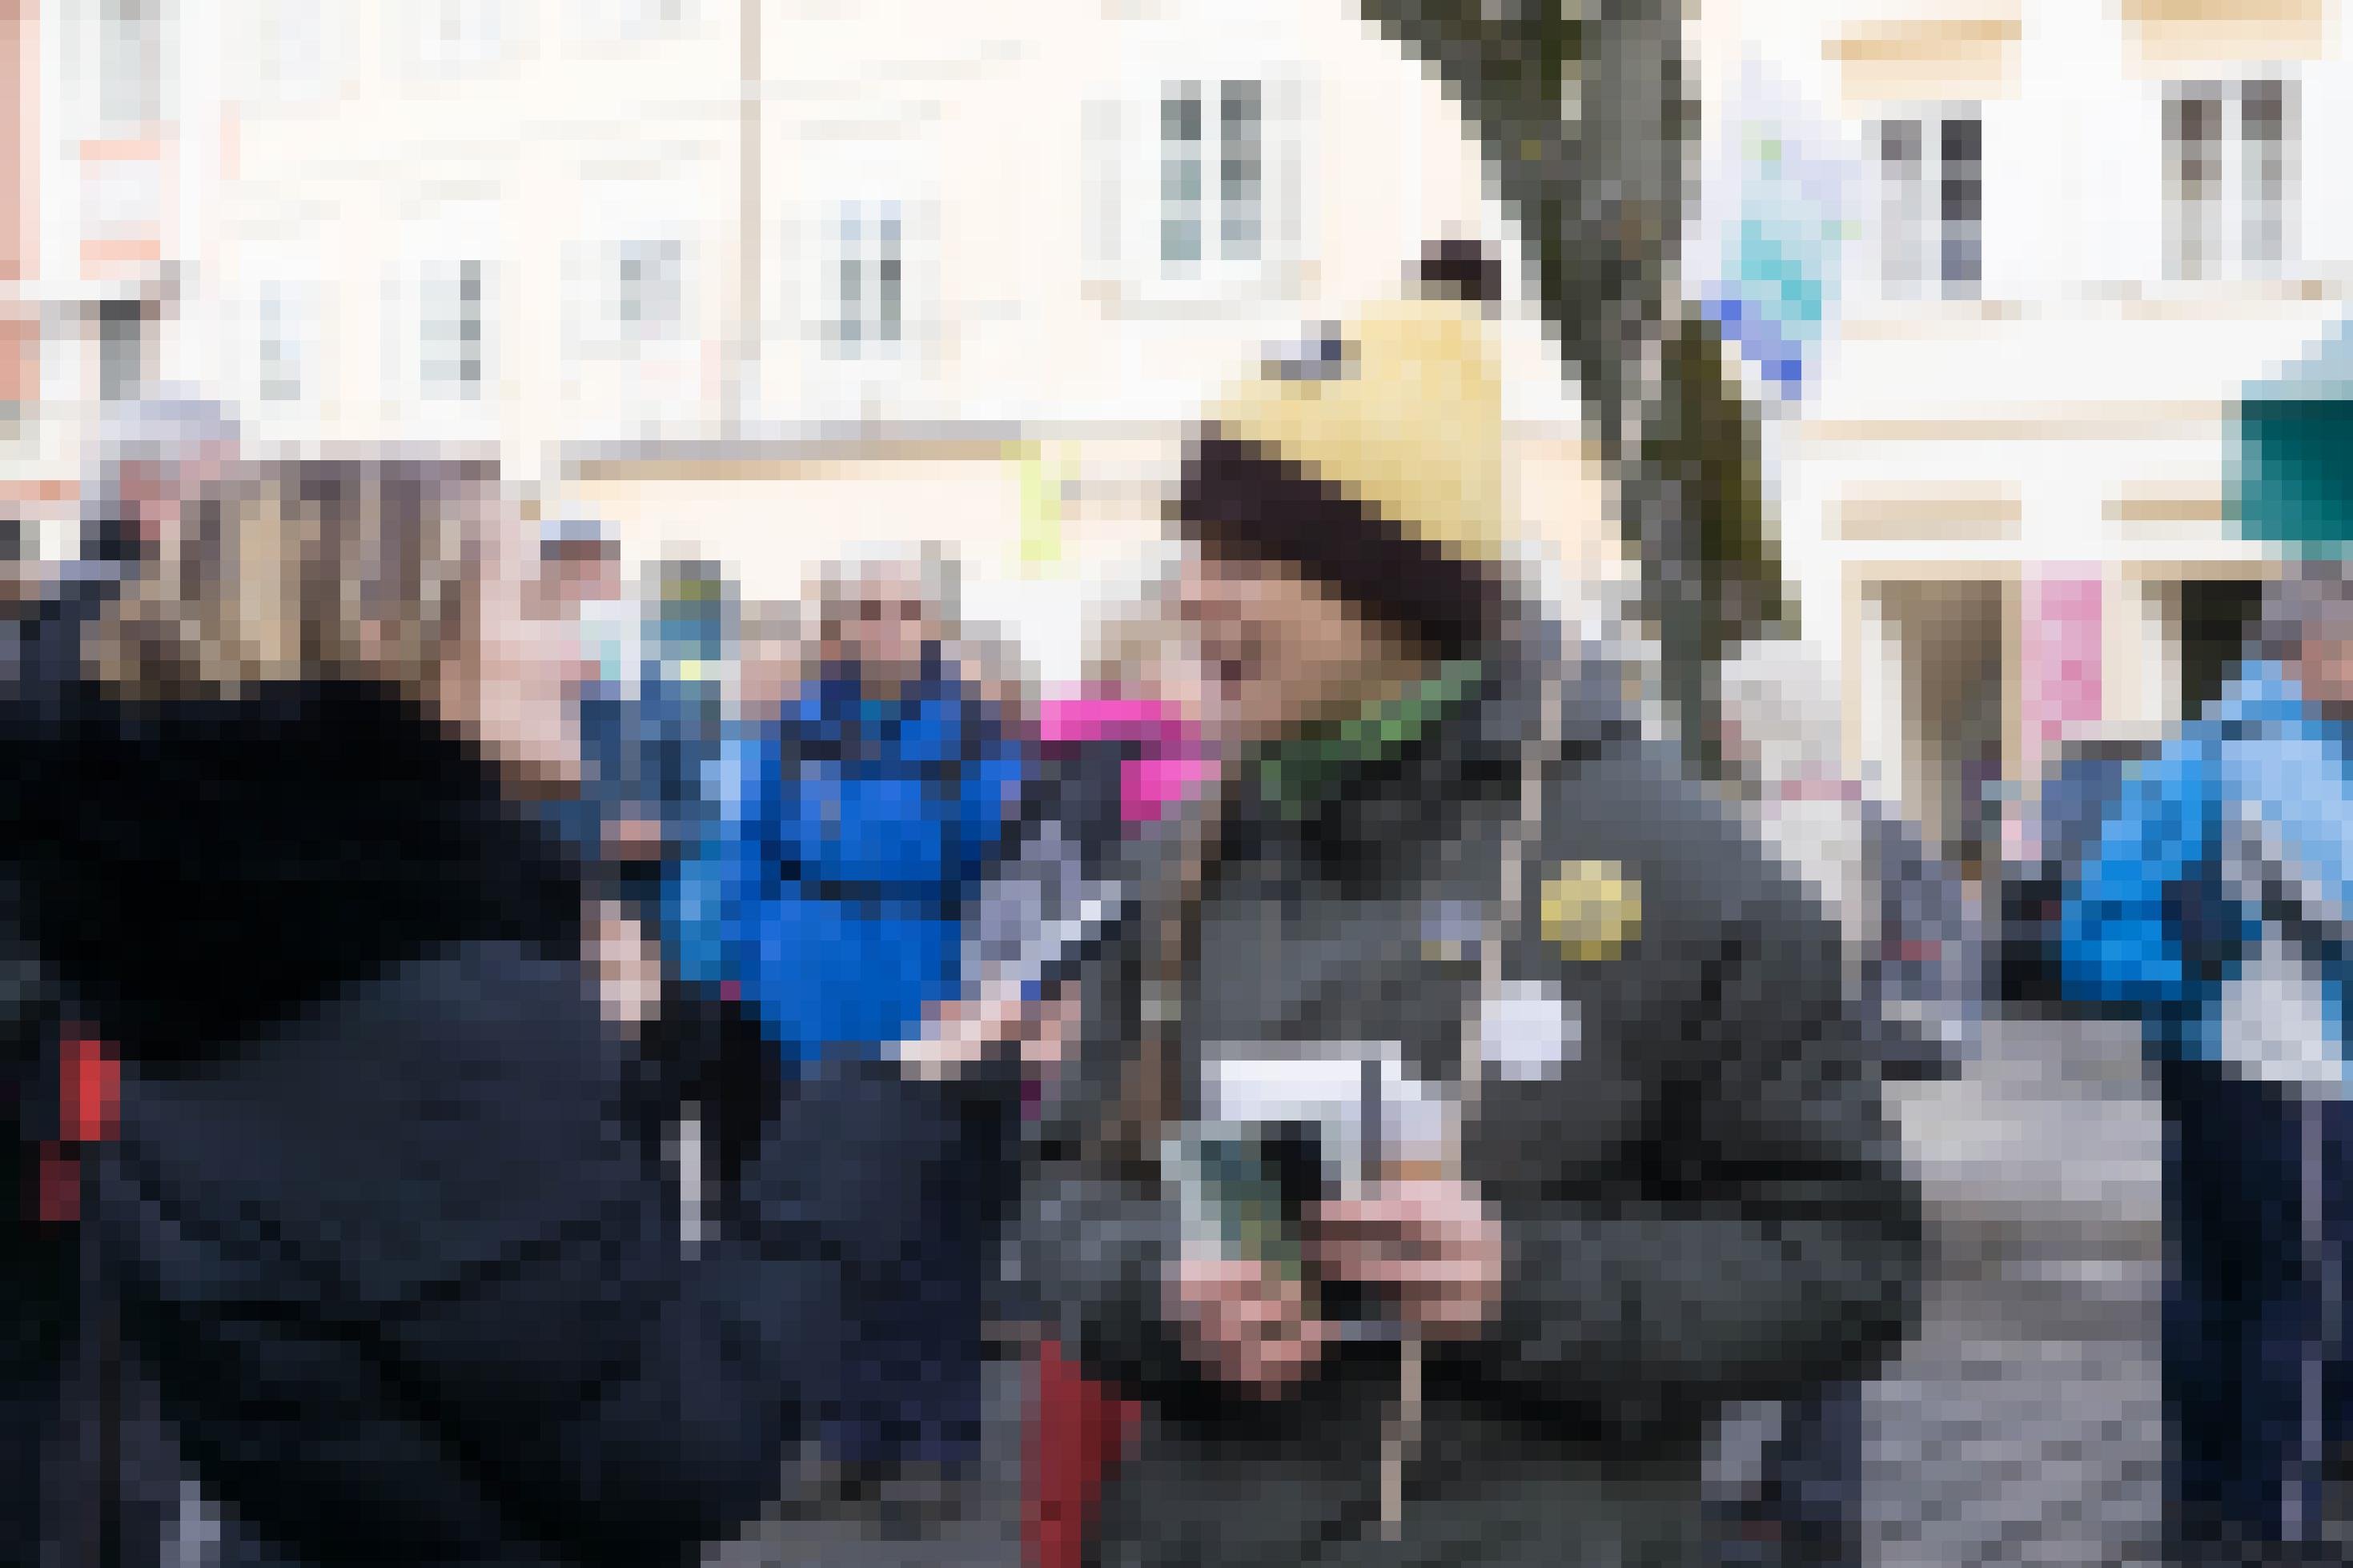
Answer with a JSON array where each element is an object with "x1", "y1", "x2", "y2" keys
[{"x1": 1255, "y1": 659, "x2": 1487, "y2": 819}]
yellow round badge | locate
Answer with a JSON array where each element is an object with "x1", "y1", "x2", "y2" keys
[{"x1": 1540, "y1": 860, "x2": 1642, "y2": 962}]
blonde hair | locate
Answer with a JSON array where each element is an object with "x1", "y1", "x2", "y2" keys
[{"x1": 86, "y1": 457, "x2": 502, "y2": 704}]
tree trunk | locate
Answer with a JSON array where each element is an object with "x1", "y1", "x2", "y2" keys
[{"x1": 1359, "y1": 0, "x2": 1791, "y2": 775}]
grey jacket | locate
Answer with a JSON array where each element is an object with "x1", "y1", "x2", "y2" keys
[{"x1": 1013, "y1": 640, "x2": 1923, "y2": 1568}]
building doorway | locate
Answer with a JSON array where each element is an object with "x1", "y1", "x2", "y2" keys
[
  {"x1": 1859, "y1": 577, "x2": 2010, "y2": 881},
  {"x1": 2178, "y1": 577, "x2": 2264, "y2": 720}
]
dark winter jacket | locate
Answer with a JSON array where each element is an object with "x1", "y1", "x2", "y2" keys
[
  {"x1": 0, "y1": 678, "x2": 998, "y2": 1568},
  {"x1": 1014, "y1": 631, "x2": 1924, "y2": 1568}
]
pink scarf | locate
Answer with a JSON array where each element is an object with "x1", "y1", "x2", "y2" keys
[{"x1": 1036, "y1": 696, "x2": 1215, "y2": 827}]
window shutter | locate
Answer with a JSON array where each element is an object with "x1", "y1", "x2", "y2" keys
[
  {"x1": 1080, "y1": 96, "x2": 1127, "y2": 291},
  {"x1": 1266, "y1": 69, "x2": 1314, "y2": 297},
  {"x1": 765, "y1": 209, "x2": 800, "y2": 423},
  {"x1": 906, "y1": 194, "x2": 942, "y2": 379}
]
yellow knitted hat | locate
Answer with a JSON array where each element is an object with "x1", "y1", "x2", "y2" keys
[{"x1": 1207, "y1": 293, "x2": 1508, "y2": 567}]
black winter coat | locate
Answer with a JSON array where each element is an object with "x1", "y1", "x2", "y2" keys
[{"x1": 1, "y1": 680, "x2": 995, "y2": 1568}]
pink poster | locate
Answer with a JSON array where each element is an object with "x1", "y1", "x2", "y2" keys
[
  {"x1": 2024, "y1": 571, "x2": 2105, "y2": 756},
  {"x1": 2011, "y1": 571, "x2": 2104, "y2": 860}
]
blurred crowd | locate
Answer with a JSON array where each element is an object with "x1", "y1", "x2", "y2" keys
[{"x1": 5, "y1": 240, "x2": 2351, "y2": 1568}]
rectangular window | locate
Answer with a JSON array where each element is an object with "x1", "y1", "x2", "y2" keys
[
  {"x1": 2242, "y1": 80, "x2": 2287, "y2": 271},
  {"x1": 2166, "y1": 78, "x2": 2294, "y2": 283},
  {"x1": 1872, "y1": 108, "x2": 1982, "y2": 301},
  {"x1": 1159, "y1": 85, "x2": 1204, "y2": 270},
  {"x1": 257, "y1": 2, "x2": 329, "y2": 103},
  {"x1": 1938, "y1": 115, "x2": 1982, "y2": 294},
  {"x1": 1877, "y1": 119, "x2": 1926, "y2": 298},
  {"x1": 1156, "y1": 77, "x2": 1266, "y2": 278},
  {"x1": 98, "y1": 302, "x2": 146, "y2": 404},
  {"x1": 1219, "y1": 81, "x2": 1262, "y2": 265},
  {"x1": 258, "y1": 283, "x2": 304, "y2": 403},
  {"x1": 576, "y1": 0, "x2": 689, "y2": 42},
  {"x1": 422, "y1": 259, "x2": 484, "y2": 400},
  {"x1": 417, "y1": 0, "x2": 508, "y2": 71},
  {"x1": 613, "y1": 238, "x2": 683, "y2": 344},
  {"x1": 98, "y1": 0, "x2": 163, "y2": 135},
  {"x1": 2167, "y1": 88, "x2": 2224, "y2": 282},
  {"x1": 831, "y1": 203, "x2": 902, "y2": 357}
]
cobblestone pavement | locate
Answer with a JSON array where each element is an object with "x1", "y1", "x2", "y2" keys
[
  {"x1": 709, "y1": 1353, "x2": 1031, "y2": 1568},
  {"x1": 1866, "y1": 1012, "x2": 2166, "y2": 1568}
]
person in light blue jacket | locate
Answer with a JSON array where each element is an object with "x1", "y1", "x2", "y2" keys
[{"x1": 2060, "y1": 559, "x2": 2353, "y2": 1563}]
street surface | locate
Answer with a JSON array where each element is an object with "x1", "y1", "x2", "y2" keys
[{"x1": 1868, "y1": 1011, "x2": 2165, "y2": 1568}]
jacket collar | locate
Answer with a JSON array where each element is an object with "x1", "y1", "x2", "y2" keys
[
  {"x1": 1231, "y1": 615, "x2": 1641, "y2": 880},
  {"x1": 1253, "y1": 658, "x2": 1488, "y2": 822},
  {"x1": 2218, "y1": 660, "x2": 2310, "y2": 725},
  {"x1": 1, "y1": 680, "x2": 585, "y2": 1061}
]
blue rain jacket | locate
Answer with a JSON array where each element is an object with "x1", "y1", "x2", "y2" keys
[
  {"x1": 2059, "y1": 661, "x2": 2353, "y2": 1085},
  {"x1": 677, "y1": 653, "x2": 1026, "y2": 1069}
]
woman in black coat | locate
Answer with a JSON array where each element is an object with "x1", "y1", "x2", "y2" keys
[{"x1": 0, "y1": 459, "x2": 1028, "y2": 1567}]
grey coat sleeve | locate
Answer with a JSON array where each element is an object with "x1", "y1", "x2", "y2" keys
[
  {"x1": 1014, "y1": 1164, "x2": 1203, "y2": 1402},
  {"x1": 1462, "y1": 822, "x2": 1925, "y2": 1445}
]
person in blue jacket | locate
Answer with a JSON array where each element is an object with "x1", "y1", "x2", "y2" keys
[
  {"x1": 679, "y1": 545, "x2": 1031, "y2": 1497},
  {"x1": 2060, "y1": 559, "x2": 2353, "y2": 1564}
]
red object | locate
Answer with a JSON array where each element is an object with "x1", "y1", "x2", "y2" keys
[
  {"x1": 35, "y1": 1143, "x2": 79, "y2": 1225},
  {"x1": 61, "y1": 1028, "x2": 119, "y2": 1145},
  {"x1": 1025, "y1": 1337, "x2": 1140, "y2": 1568},
  {"x1": 31, "y1": 1027, "x2": 119, "y2": 1226}
]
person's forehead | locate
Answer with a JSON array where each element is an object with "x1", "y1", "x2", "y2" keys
[
  {"x1": 118, "y1": 439, "x2": 233, "y2": 481},
  {"x1": 852, "y1": 561, "x2": 926, "y2": 598}
]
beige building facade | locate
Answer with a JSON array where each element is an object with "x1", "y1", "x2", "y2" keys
[
  {"x1": 187, "y1": 0, "x2": 1620, "y2": 681},
  {"x1": 1707, "y1": 0, "x2": 2351, "y2": 868},
  {"x1": 2, "y1": 0, "x2": 230, "y2": 549}
]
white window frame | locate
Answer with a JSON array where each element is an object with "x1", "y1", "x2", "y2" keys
[
  {"x1": 572, "y1": 0, "x2": 696, "y2": 44},
  {"x1": 1153, "y1": 79, "x2": 1267, "y2": 281},
  {"x1": 255, "y1": 278, "x2": 317, "y2": 406},
  {"x1": 393, "y1": 203, "x2": 503, "y2": 432},
  {"x1": 1136, "y1": 74, "x2": 1283, "y2": 297},
  {"x1": 2163, "y1": 75, "x2": 2295, "y2": 285},
  {"x1": 612, "y1": 235, "x2": 687, "y2": 350},
  {"x1": 96, "y1": 303, "x2": 150, "y2": 404},
  {"x1": 420, "y1": 258, "x2": 488, "y2": 403},
  {"x1": 826, "y1": 200, "x2": 905, "y2": 363},
  {"x1": 404, "y1": 0, "x2": 516, "y2": 77},
  {"x1": 94, "y1": 0, "x2": 166, "y2": 137},
  {"x1": 786, "y1": 144, "x2": 940, "y2": 421},
  {"x1": 1868, "y1": 104, "x2": 1982, "y2": 303},
  {"x1": 249, "y1": 0, "x2": 342, "y2": 109},
  {"x1": 1096, "y1": 56, "x2": 1311, "y2": 310}
]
